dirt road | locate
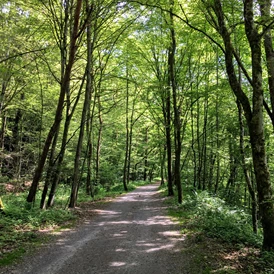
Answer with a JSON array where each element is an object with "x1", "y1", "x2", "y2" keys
[{"x1": 4, "y1": 184, "x2": 188, "y2": 274}]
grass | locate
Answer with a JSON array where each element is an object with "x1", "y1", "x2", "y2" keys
[
  {"x1": 0, "y1": 191, "x2": 75, "y2": 266},
  {"x1": 162, "y1": 185, "x2": 274, "y2": 273},
  {"x1": 0, "y1": 180, "x2": 150, "y2": 267}
]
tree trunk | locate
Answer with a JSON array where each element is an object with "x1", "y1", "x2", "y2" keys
[
  {"x1": 190, "y1": 97, "x2": 197, "y2": 189},
  {"x1": 259, "y1": 0, "x2": 274, "y2": 125},
  {"x1": 160, "y1": 144, "x2": 166, "y2": 186},
  {"x1": 95, "y1": 96, "x2": 103, "y2": 186},
  {"x1": 47, "y1": 103, "x2": 74, "y2": 207},
  {"x1": 43, "y1": 0, "x2": 71, "y2": 208},
  {"x1": 243, "y1": 0, "x2": 274, "y2": 249},
  {"x1": 123, "y1": 67, "x2": 130, "y2": 191},
  {"x1": 237, "y1": 99, "x2": 258, "y2": 233},
  {"x1": 226, "y1": 139, "x2": 237, "y2": 199},
  {"x1": 69, "y1": 0, "x2": 91, "y2": 208},
  {"x1": 202, "y1": 93, "x2": 208, "y2": 191},
  {"x1": 40, "y1": 128, "x2": 59, "y2": 209},
  {"x1": 86, "y1": 86, "x2": 96, "y2": 197},
  {"x1": 214, "y1": 54, "x2": 220, "y2": 194},
  {"x1": 126, "y1": 90, "x2": 137, "y2": 185},
  {"x1": 12, "y1": 93, "x2": 24, "y2": 180},
  {"x1": 143, "y1": 127, "x2": 149, "y2": 181},
  {"x1": 27, "y1": 0, "x2": 83, "y2": 204},
  {"x1": 165, "y1": 87, "x2": 173, "y2": 196},
  {"x1": 169, "y1": 0, "x2": 182, "y2": 203}
]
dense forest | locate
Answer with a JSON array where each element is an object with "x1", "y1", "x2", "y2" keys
[{"x1": 1, "y1": 0, "x2": 274, "y2": 252}]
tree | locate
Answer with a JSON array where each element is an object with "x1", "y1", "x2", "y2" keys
[
  {"x1": 168, "y1": 0, "x2": 182, "y2": 203},
  {"x1": 27, "y1": 0, "x2": 84, "y2": 204},
  {"x1": 188, "y1": 0, "x2": 274, "y2": 250}
]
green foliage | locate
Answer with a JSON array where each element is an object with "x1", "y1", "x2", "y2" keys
[
  {"x1": 0, "y1": 191, "x2": 75, "y2": 265},
  {"x1": 168, "y1": 188, "x2": 263, "y2": 247},
  {"x1": 98, "y1": 161, "x2": 121, "y2": 186},
  {"x1": 0, "y1": 248, "x2": 26, "y2": 266},
  {"x1": 194, "y1": 192, "x2": 262, "y2": 247},
  {"x1": 257, "y1": 251, "x2": 274, "y2": 274}
]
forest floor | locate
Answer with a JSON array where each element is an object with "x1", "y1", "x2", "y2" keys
[{"x1": 0, "y1": 184, "x2": 269, "y2": 273}]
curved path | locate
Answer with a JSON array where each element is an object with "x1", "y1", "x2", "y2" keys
[{"x1": 4, "y1": 184, "x2": 187, "y2": 274}]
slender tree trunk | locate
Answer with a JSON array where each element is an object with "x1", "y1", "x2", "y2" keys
[
  {"x1": 202, "y1": 93, "x2": 208, "y2": 190},
  {"x1": 47, "y1": 58, "x2": 87, "y2": 208},
  {"x1": 69, "y1": 83, "x2": 91, "y2": 207},
  {"x1": 126, "y1": 91, "x2": 138, "y2": 185},
  {"x1": 169, "y1": 0, "x2": 182, "y2": 203},
  {"x1": 165, "y1": 87, "x2": 173, "y2": 196},
  {"x1": 86, "y1": 88, "x2": 96, "y2": 197},
  {"x1": 86, "y1": 138, "x2": 92, "y2": 196},
  {"x1": 42, "y1": 0, "x2": 71, "y2": 208},
  {"x1": 127, "y1": 126, "x2": 133, "y2": 184},
  {"x1": 85, "y1": 4, "x2": 95, "y2": 194},
  {"x1": 46, "y1": 67, "x2": 86, "y2": 208},
  {"x1": 196, "y1": 90, "x2": 202, "y2": 190},
  {"x1": 85, "y1": 72, "x2": 93, "y2": 196},
  {"x1": 214, "y1": 53, "x2": 220, "y2": 193},
  {"x1": 160, "y1": 144, "x2": 166, "y2": 186},
  {"x1": 259, "y1": 0, "x2": 274, "y2": 124},
  {"x1": 237, "y1": 99, "x2": 258, "y2": 233},
  {"x1": 40, "y1": 128, "x2": 60, "y2": 209},
  {"x1": 226, "y1": 139, "x2": 237, "y2": 200},
  {"x1": 27, "y1": 0, "x2": 83, "y2": 204},
  {"x1": 191, "y1": 102, "x2": 197, "y2": 189},
  {"x1": 208, "y1": 150, "x2": 216, "y2": 192},
  {"x1": 69, "y1": 1, "x2": 91, "y2": 208},
  {"x1": 95, "y1": 96, "x2": 103, "y2": 186},
  {"x1": 0, "y1": 114, "x2": 6, "y2": 175},
  {"x1": 143, "y1": 127, "x2": 148, "y2": 181},
  {"x1": 123, "y1": 67, "x2": 130, "y2": 191},
  {"x1": 47, "y1": 107, "x2": 73, "y2": 207},
  {"x1": 152, "y1": 47, "x2": 173, "y2": 195},
  {"x1": 12, "y1": 93, "x2": 24, "y2": 180}
]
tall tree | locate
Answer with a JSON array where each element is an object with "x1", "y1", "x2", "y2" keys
[
  {"x1": 197, "y1": 0, "x2": 274, "y2": 250},
  {"x1": 27, "y1": 0, "x2": 84, "y2": 204},
  {"x1": 168, "y1": 0, "x2": 182, "y2": 203}
]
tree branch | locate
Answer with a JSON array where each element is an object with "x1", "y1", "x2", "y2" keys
[{"x1": 0, "y1": 48, "x2": 48, "y2": 64}]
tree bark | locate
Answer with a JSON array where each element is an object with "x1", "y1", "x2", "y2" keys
[
  {"x1": 123, "y1": 67, "x2": 130, "y2": 191},
  {"x1": 95, "y1": 96, "x2": 103, "y2": 186},
  {"x1": 85, "y1": 5, "x2": 95, "y2": 195},
  {"x1": 259, "y1": 0, "x2": 274, "y2": 125},
  {"x1": 237, "y1": 99, "x2": 258, "y2": 234},
  {"x1": 40, "y1": 128, "x2": 59, "y2": 209},
  {"x1": 169, "y1": 0, "x2": 182, "y2": 203}
]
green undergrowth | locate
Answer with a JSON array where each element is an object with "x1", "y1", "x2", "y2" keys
[
  {"x1": 162, "y1": 185, "x2": 274, "y2": 273},
  {"x1": 0, "y1": 191, "x2": 75, "y2": 266},
  {"x1": 164, "y1": 186, "x2": 263, "y2": 246},
  {"x1": 0, "y1": 180, "x2": 149, "y2": 266}
]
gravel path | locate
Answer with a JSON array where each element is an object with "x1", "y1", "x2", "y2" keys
[{"x1": 4, "y1": 184, "x2": 188, "y2": 274}]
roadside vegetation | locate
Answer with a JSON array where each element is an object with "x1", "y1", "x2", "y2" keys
[
  {"x1": 0, "y1": 181, "x2": 148, "y2": 266},
  {"x1": 163, "y1": 185, "x2": 274, "y2": 274}
]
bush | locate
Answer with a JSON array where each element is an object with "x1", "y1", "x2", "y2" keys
[{"x1": 181, "y1": 190, "x2": 263, "y2": 247}]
